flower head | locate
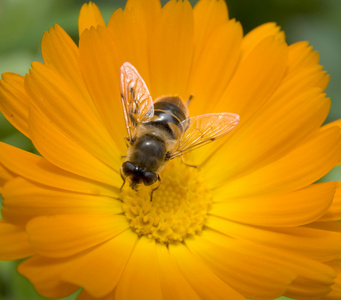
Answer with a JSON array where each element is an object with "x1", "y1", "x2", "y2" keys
[{"x1": 1, "y1": 0, "x2": 341, "y2": 299}]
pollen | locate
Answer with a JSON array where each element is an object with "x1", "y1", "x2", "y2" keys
[{"x1": 121, "y1": 159, "x2": 212, "y2": 243}]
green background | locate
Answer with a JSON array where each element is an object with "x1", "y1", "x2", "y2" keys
[{"x1": 0, "y1": 0, "x2": 340, "y2": 299}]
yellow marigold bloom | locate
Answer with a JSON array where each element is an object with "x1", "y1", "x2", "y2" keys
[{"x1": 1, "y1": 0, "x2": 341, "y2": 299}]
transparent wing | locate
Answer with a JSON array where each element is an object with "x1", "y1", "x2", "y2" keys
[
  {"x1": 120, "y1": 62, "x2": 154, "y2": 142},
  {"x1": 168, "y1": 113, "x2": 240, "y2": 159}
]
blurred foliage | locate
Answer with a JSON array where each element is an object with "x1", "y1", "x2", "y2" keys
[{"x1": 0, "y1": 0, "x2": 340, "y2": 299}]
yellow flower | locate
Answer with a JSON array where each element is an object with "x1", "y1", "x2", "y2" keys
[{"x1": 1, "y1": 0, "x2": 341, "y2": 299}]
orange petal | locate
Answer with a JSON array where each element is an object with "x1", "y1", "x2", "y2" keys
[
  {"x1": 211, "y1": 182, "x2": 335, "y2": 227},
  {"x1": 41, "y1": 25, "x2": 93, "y2": 101},
  {"x1": 203, "y1": 229, "x2": 337, "y2": 299},
  {"x1": 215, "y1": 126, "x2": 341, "y2": 196},
  {"x1": 188, "y1": 19, "x2": 243, "y2": 116},
  {"x1": 25, "y1": 62, "x2": 122, "y2": 168},
  {"x1": 323, "y1": 120, "x2": 341, "y2": 165},
  {"x1": 186, "y1": 231, "x2": 295, "y2": 299},
  {"x1": 125, "y1": 0, "x2": 162, "y2": 31},
  {"x1": 285, "y1": 279, "x2": 333, "y2": 299},
  {"x1": 193, "y1": 0, "x2": 229, "y2": 53},
  {"x1": 191, "y1": 0, "x2": 231, "y2": 105},
  {"x1": 169, "y1": 243, "x2": 246, "y2": 300},
  {"x1": 155, "y1": 243, "x2": 201, "y2": 300},
  {"x1": 78, "y1": 2, "x2": 105, "y2": 37},
  {"x1": 18, "y1": 255, "x2": 79, "y2": 299},
  {"x1": 115, "y1": 237, "x2": 163, "y2": 300},
  {"x1": 148, "y1": 0, "x2": 194, "y2": 99},
  {"x1": 107, "y1": 0, "x2": 161, "y2": 74},
  {"x1": 78, "y1": 290, "x2": 113, "y2": 300},
  {"x1": 0, "y1": 220, "x2": 35, "y2": 260},
  {"x1": 0, "y1": 161, "x2": 14, "y2": 192},
  {"x1": 288, "y1": 42, "x2": 323, "y2": 73},
  {"x1": 0, "y1": 73, "x2": 30, "y2": 137},
  {"x1": 29, "y1": 104, "x2": 121, "y2": 187},
  {"x1": 242, "y1": 22, "x2": 285, "y2": 57},
  {"x1": 26, "y1": 214, "x2": 129, "y2": 258},
  {"x1": 318, "y1": 181, "x2": 341, "y2": 222},
  {"x1": 0, "y1": 142, "x2": 116, "y2": 196},
  {"x1": 216, "y1": 36, "x2": 288, "y2": 120},
  {"x1": 2, "y1": 177, "x2": 121, "y2": 226},
  {"x1": 323, "y1": 119, "x2": 341, "y2": 132},
  {"x1": 207, "y1": 216, "x2": 341, "y2": 262},
  {"x1": 323, "y1": 260, "x2": 341, "y2": 300},
  {"x1": 62, "y1": 230, "x2": 137, "y2": 298},
  {"x1": 79, "y1": 26, "x2": 126, "y2": 152},
  {"x1": 203, "y1": 87, "x2": 330, "y2": 181}
]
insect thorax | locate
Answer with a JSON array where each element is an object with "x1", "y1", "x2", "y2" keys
[{"x1": 148, "y1": 96, "x2": 188, "y2": 139}]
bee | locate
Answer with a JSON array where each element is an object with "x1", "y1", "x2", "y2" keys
[{"x1": 120, "y1": 62, "x2": 240, "y2": 198}]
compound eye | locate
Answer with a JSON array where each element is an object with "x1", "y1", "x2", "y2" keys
[
  {"x1": 122, "y1": 161, "x2": 137, "y2": 176},
  {"x1": 143, "y1": 171, "x2": 158, "y2": 186}
]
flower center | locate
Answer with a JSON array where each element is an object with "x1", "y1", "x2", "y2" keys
[{"x1": 121, "y1": 159, "x2": 212, "y2": 243}]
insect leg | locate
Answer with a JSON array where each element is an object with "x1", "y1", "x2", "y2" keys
[
  {"x1": 180, "y1": 156, "x2": 197, "y2": 168},
  {"x1": 150, "y1": 175, "x2": 161, "y2": 201},
  {"x1": 120, "y1": 168, "x2": 126, "y2": 190}
]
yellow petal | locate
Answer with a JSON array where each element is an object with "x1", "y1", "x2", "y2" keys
[
  {"x1": 29, "y1": 104, "x2": 121, "y2": 187},
  {"x1": 115, "y1": 237, "x2": 163, "y2": 300},
  {"x1": 79, "y1": 26, "x2": 126, "y2": 152},
  {"x1": 0, "y1": 73, "x2": 30, "y2": 137},
  {"x1": 186, "y1": 231, "x2": 295, "y2": 300},
  {"x1": 25, "y1": 62, "x2": 122, "y2": 168},
  {"x1": 207, "y1": 217, "x2": 341, "y2": 262},
  {"x1": 215, "y1": 126, "x2": 341, "y2": 196},
  {"x1": 148, "y1": 0, "x2": 194, "y2": 99},
  {"x1": 0, "y1": 220, "x2": 35, "y2": 260},
  {"x1": 78, "y1": 2, "x2": 105, "y2": 37},
  {"x1": 169, "y1": 243, "x2": 246, "y2": 300},
  {"x1": 2, "y1": 177, "x2": 121, "y2": 226},
  {"x1": 155, "y1": 243, "x2": 201, "y2": 300},
  {"x1": 211, "y1": 182, "x2": 335, "y2": 227},
  {"x1": 26, "y1": 214, "x2": 129, "y2": 258},
  {"x1": 18, "y1": 256, "x2": 79, "y2": 299},
  {"x1": 61, "y1": 230, "x2": 137, "y2": 298},
  {"x1": 0, "y1": 142, "x2": 116, "y2": 196}
]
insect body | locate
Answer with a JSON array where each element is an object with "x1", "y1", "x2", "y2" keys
[{"x1": 120, "y1": 62, "x2": 240, "y2": 195}]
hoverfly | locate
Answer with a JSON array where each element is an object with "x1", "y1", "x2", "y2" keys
[{"x1": 120, "y1": 62, "x2": 239, "y2": 198}]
